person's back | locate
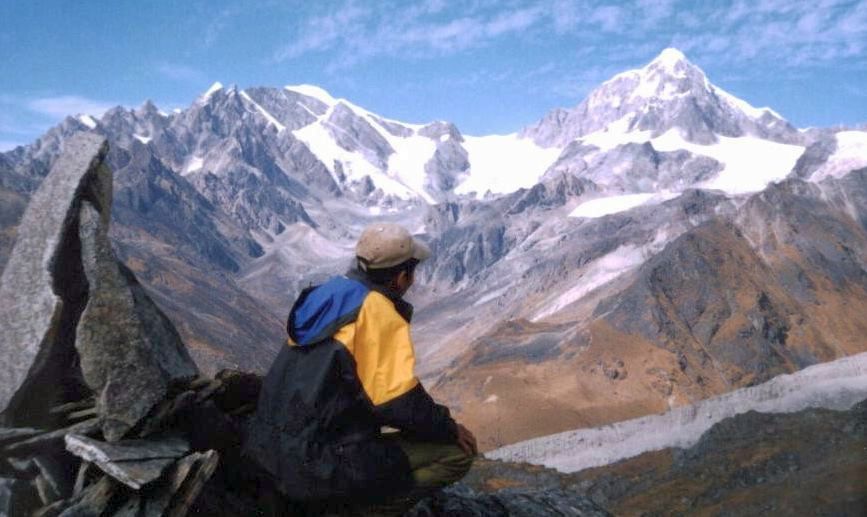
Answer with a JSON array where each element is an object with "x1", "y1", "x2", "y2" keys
[{"x1": 244, "y1": 223, "x2": 476, "y2": 514}]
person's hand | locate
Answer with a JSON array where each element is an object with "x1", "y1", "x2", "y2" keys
[{"x1": 455, "y1": 422, "x2": 478, "y2": 456}]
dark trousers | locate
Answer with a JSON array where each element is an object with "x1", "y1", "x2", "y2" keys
[
  {"x1": 254, "y1": 435, "x2": 474, "y2": 516},
  {"x1": 357, "y1": 433, "x2": 475, "y2": 516}
]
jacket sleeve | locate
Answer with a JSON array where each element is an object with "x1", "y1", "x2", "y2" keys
[{"x1": 373, "y1": 382, "x2": 459, "y2": 442}]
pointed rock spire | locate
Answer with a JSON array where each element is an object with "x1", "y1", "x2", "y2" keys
[{"x1": 0, "y1": 133, "x2": 198, "y2": 439}]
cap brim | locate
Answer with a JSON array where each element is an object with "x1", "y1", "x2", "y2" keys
[{"x1": 411, "y1": 239, "x2": 431, "y2": 263}]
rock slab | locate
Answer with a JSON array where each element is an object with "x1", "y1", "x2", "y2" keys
[
  {"x1": 65, "y1": 433, "x2": 190, "y2": 490},
  {"x1": 0, "y1": 132, "x2": 198, "y2": 438},
  {"x1": 0, "y1": 133, "x2": 109, "y2": 425},
  {"x1": 76, "y1": 200, "x2": 198, "y2": 441}
]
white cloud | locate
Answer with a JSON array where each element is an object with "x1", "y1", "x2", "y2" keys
[
  {"x1": 314, "y1": 1, "x2": 864, "y2": 73},
  {"x1": 27, "y1": 96, "x2": 116, "y2": 119},
  {"x1": 653, "y1": 0, "x2": 866, "y2": 72},
  {"x1": 590, "y1": 5, "x2": 624, "y2": 32},
  {"x1": 637, "y1": 0, "x2": 676, "y2": 27},
  {"x1": 486, "y1": 7, "x2": 544, "y2": 36},
  {"x1": 157, "y1": 62, "x2": 206, "y2": 83},
  {"x1": 274, "y1": 3, "x2": 371, "y2": 62},
  {"x1": 273, "y1": 1, "x2": 550, "y2": 68}
]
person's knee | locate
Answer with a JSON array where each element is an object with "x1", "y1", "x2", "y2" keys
[
  {"x1": 408, "y1": 443, "x2": 475, "y2": 489},
  {"x1": 442, "y1": 447, "x2": 474, "y2": 479}
]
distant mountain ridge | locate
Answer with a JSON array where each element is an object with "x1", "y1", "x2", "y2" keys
[{"x1": 1, "y1": 49, "x2": 866, "y2": 454}]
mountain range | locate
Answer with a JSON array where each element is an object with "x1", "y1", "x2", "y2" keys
[{"x1": 1, "y1": 48, "x2": 866, "y2": 452}]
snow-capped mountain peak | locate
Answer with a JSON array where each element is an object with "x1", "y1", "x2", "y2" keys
[
  {"x1": 523, "y1": 48, "x2": 799, "y2": 149},
  {"x1": 202, "y1": 81, "x2": 224, "y2": 98},
  {"x1": 284, "y1": 84, "x2": 338, "y2": 106},
  {"x1": 76, "y1": 114, "x2": 98, "y2": 129},
  {"x1": 651, "y1": 47, "x2": 688, "y2": 70}
]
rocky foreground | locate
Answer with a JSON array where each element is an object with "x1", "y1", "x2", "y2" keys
[
  {"x1": 0, "y1": 133, "x2": 252, "y2": 515},
  {"x1": 0, "y1": 134, "x2": 863, "y2": 515}
]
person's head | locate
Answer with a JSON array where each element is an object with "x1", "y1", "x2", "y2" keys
[{"x1": 355, "y1": 223, "x2": 431, "y2": 295}]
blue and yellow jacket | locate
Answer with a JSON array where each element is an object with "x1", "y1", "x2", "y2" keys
[{"x1": 244, "y1": 270, "x2": 458, "y2": 501}]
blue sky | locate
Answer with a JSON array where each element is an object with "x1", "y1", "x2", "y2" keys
[{"x1": 1, "y1": 0, "x2": 865, "y2": 151}]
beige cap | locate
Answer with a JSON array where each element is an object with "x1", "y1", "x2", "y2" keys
[{"x1": 356, "y1": 223, "x2": 432, "y2": 270}]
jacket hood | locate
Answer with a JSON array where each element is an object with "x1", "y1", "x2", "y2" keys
[{"x1": 288, "y1": 276, "x2": 369, "y2": 346}]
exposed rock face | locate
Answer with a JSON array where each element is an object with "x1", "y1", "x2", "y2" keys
[
  {"x1": 597, "y1": 220, "x2": 836, "y2": 388},
  {"x1": 107, "y1": 143, "x2": 259, "y2": 272},
  {"x1": 429, "y1": 219, "x2": 511, "y2": 284},
  {"x1": 327, "y1": 102, "x2": 395, "y2": 169},
  {"x1": 425, "y1": 137, "x2": 470, "y2": 193},
  {"x1": 545, "y1": 141, "x2": 722, "y2": 193},
  {"x1": 0, "y1": 116, "x2": 93, "y2": 194},
  {"x1": 77, "y1": 200, "x2": 198, "y2": 441},
  {"x1": 506, "y1": 173, "x2": 592, "y2": 215},
  {"x1": 99, "y1": 101, "x2": 171, "y2": 150},
  {"x1": 788, "y1": 136, "x2": 837, "y2": 179},
  {"x1": 0, "y1": 134, "x2": 112, "y2": 426},
  {"x1": 0, "y1": 133, "x2": 198, "y2": 435},
  {"x1": 427, "y1": 172, "x2": 867, "y2": 450},
  {"x1": 244, "y1": 87, "x2": 325, "y2": 131}
]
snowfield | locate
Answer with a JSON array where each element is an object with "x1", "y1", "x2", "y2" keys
[
  {"x1": 660, "y1": 133, "x2": 804, "y2": 194},
  {"x1": 568, "y1": 192, "x2": 678, "y2": 218},
  {"x1": 487, "y1": 351, "x2": 867, "y2": 473},
  {"x1": 286, "y1": 84, "x2": 440, "y2": 202},
  {"x1": 457, "y1": 134, "x2": 562, "y2": 198},
  {"x1": 581, "y1": 127, "x2": 805, "y2": 195}
]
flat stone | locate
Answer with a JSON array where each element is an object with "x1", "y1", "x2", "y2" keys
[
  {"x1": 3, "y1": 417, "x2": 100, "y2": 455},
  {"x1": 76, "y1": 201, "x2": 198, "y2": 441},
  {"x1": 0, "y1": 426, "x2": 44, "y2": 446},
  {"x1": 72, "y1": 461, "x2": 91, "y2": 497},
  {"x1": 49, "y1": 399, "x2": 95, "y2": 416},
  {"x1": 65, "y1": 433, "x2": 189, "y2": 463},
  {"x1": 0, "y1": 133, "x2": 109, "y2": 426},
  {"x1": 65, "y1": 433, "x2": 189, "y2": 490}
]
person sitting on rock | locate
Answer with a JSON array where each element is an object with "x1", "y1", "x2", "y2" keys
[{"x1": 244, "y1": 222, "x2": 477, "y2": 514}]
